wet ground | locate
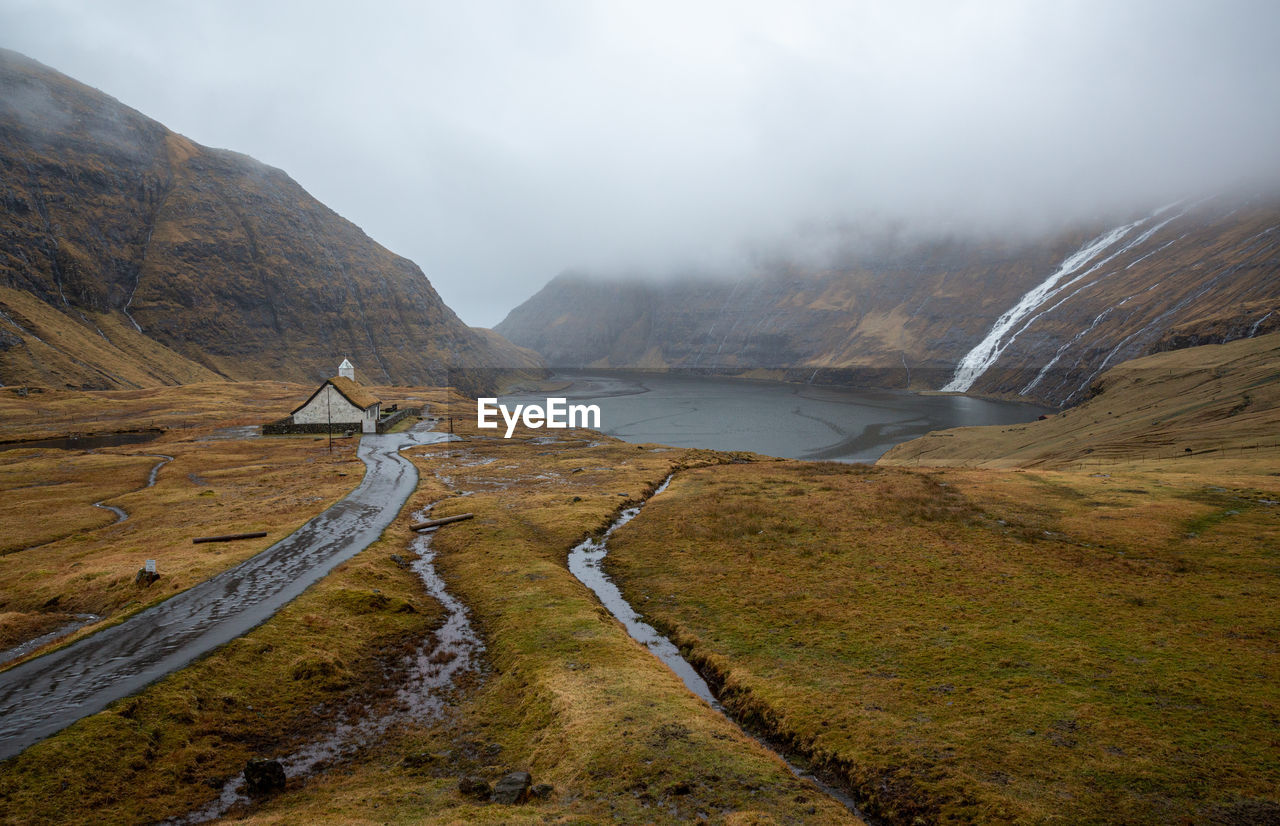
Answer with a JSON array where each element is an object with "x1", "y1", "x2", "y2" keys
[
  {"x1": 0, "y1": 425, "x2": 452, "y2": 760},
  {"x1": 567, "y1": 477, "x2": 718, "y2": 705},
  {"x1": 502, "y1": 372, "x2": 1049, "y2": 462},
  {"x1": 168, "y1": 495, "x2": 485, "y2": 824}
]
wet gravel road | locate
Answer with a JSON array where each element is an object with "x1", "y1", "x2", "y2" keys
[{"x1": 0, "y1": 427, "x2": 450, "y2": 760}]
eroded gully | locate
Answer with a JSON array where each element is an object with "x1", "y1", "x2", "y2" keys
[{"x1": 0, "y1": 426, "x2": 452, "y2": 761}]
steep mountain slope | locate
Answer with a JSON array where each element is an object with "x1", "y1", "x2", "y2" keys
[
  {"x1": 0, "y1": 49, "x2": 538, "y2": 391},
  {"x1": 879, "y1": 331, "x2": 1280, "y2": 470},
  {"x1": 497, "y1": 199, "x2": 1279, "y2": 407}
]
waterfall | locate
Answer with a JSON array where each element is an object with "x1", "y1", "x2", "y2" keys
[{"x1": 941, "y1": 202, "x2": 1187, "y2": 394}]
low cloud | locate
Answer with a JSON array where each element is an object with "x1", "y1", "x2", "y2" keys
[{"x1": 3, "y1": 0, "x2": 1279, "y2": 324}]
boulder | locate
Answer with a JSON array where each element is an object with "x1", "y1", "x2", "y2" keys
[
  {"x1": 242, "y1": 758, "x2": 286, "y2": 797},
  {"x1": 458, "y1": 775, "x2": 491, "y2": 801},
  {"x1": 491, "y1": 770, "x2": 532, "y2": 804},
  {"x1": 134, "y1": 568, "x2": 160, "y2": 587}
]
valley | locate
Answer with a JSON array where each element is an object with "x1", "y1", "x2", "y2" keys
[
  {"x1": 0, "y1": 349, "x2": 1275, "y2": 823},
  {"x1": 0, "y1": 26, "x2": 1277, "y2": 826}
]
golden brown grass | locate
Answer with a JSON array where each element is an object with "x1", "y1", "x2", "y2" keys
[
  {"x1": 0, "y1": 286, "x2": 222, "y2": 391},
  {"x1": 0, "y1": 435, "x2": 364, "y2": 666},
  {"x1": 0, "y1": 390, "x2": 858, "y2": 825},
  {"x1": 0, "y1": 380, "x2": 444, "y2": 443},
  {"x1": 604, "y1": 460, "x2": 1280, "y2": 824},
  {"x1": 0, "y1": 380, "x2": 458, "y2": 663},
  {"x1": 0, "y1": 376, "x2": 461, "y2": 825},
  {"x1": 220, "y1": 412, "x2": 859, "y2": 825},
  {"x1": 0, "y1": 479, "x2": 446, "y2": 825}
]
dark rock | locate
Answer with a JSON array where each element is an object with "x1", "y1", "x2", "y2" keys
[
  {"x1": 1204, "y1": 798, "x2": 1280, "y2": 825},
  {"x1": 242, "y1": 758, "x2": 286, "y2": 797},
  {"x1": 530, "y1": 783, "x2": 554, "y2": 800},
  {"x1": 401, "y1": 751, "x2": 440, "y2": 769},
  {"x1": 491, "y1": 770, "x2": 532, "y2": 804},
  {"x1": 458, "y1": 775, "x2": 491, "y2": 801},
  {"x1": 390, "y1": 554, "x2": 410, "y2": 568},
  {"x1": 134, "y1": 569, "x2": 160, "y2": 587}
]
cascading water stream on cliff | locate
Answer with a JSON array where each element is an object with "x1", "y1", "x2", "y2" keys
[
  {"x1": 941, "y1": 202, "x2": 1192, "y2": 394},
  {"x1": 941, "y1": 220, "x2": 1145, "y2": 392}
]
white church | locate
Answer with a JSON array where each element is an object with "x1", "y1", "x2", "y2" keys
[{"x1": 290, "y1": 359, "x2": 382, "y2": 433}]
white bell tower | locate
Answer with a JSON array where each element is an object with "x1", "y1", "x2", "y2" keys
[{"x1": 338, "y1": 358, "x2": 355, "y2": 381}]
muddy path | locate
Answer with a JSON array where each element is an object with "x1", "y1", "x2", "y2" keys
[{"x1": 0, "y1": 426, "x2": 452, "y2": 760}]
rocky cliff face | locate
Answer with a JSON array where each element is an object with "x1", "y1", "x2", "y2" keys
[
  {"x1": 497, "y1": 198, "x2": 1279, "y2": 407},
  {"x1": 0, "y1": 49, "x2": 539, "y2": 392}
]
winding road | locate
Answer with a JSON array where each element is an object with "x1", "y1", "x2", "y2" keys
[{"x1": 0, "y1": 426, "x2": 450, "y2": 760}]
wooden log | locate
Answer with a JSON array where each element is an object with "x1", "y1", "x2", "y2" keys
[
  {"x1": 410, "y1": 513, "x2": 475, "y2": 531},
  {"x1": 192, "y1": 531, "x2": 268, "y2": 544}
]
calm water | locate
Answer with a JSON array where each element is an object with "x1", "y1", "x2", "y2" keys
[
  {"x1": 502, "y1": 372, "x2": 1050, "y2": 462},
  {"x1": 0, "y1": 430, "x2": 161, "y2": 452}
]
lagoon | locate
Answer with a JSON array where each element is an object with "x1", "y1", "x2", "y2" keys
[{"x1": 501, "y1": 371, "x2": 1050, "y2": 462}]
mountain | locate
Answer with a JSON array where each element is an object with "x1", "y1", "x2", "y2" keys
[
  {"x1": 0, "y1": 49, "x2": 539, "y2": 392},
  {"x1": 496, "y1": 199, "x2": 1279, "y2": 408}
]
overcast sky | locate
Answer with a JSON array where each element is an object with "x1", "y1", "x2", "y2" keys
[{"x1": 3, "y1": 1, "x2": 1279, "y2": 327}]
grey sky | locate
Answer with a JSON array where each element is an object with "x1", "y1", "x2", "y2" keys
[{"x1": 3, "y1": 0, "x2": 1279, "y2": 327}]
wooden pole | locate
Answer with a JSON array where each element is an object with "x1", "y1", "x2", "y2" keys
[
  {"x1": 192, "y1": 531, "x2": 268, "y2": 544},
  {"x1": 410, "y1": 513, "x2": 474, "y2": 531}
]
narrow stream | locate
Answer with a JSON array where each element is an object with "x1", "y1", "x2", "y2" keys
[
  {"x1": 166, "y1": 496, "x2": 484, "y2": 824},
  {"x1": 90, "y1": 454, "x2": 173, "y2": 525},
  {"x1": 4, "y1": 453, "x2": 176, "y2": 664},
  {"x1": 568, "y1": 475, "x2": 871, "y2": 820}
]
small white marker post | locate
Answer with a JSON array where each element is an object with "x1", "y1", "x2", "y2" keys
[{"x1": 144, "y1": 559, "x2": 156, "y2": 574}]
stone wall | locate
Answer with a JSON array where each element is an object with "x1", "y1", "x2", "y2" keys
[{"x1": 375, "y1": 407, "x2": 421, "y2": 433}]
